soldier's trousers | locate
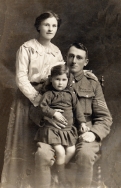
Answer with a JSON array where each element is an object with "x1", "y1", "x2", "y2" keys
[
  {"x1": 35, "y1": 140, "x2": 101, "y2": 188},
  {"x1": 75, "y1": 140, "x2": 101, "y2": 188}
]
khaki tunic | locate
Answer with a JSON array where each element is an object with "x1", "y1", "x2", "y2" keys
[{"x1": 69, "y1": 71, "x2": 112, "y2": 140}]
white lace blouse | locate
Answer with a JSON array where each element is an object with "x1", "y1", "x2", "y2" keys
[{"x1": 16, "y1": 39, "x2": 64, "y2": 105}]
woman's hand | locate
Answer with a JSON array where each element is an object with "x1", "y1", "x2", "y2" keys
[
  {"x1": 84, "y1": 70, "x2": 98, "y2": 81},
  {"x1": 44, "y1": 109, "x2": 67, "y2": 129},
  {"x1": 53, "y1": 111, "x2": 68, "y2": 124},
  {"x1": 32, "y1": 94, "x2": 42, "y2": 107},
  {"x1": 44, "y1": 116, "x2": 67, "y2": 129}
]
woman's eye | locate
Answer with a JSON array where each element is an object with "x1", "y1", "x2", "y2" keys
[
  {"x1": 53, "y1": 24, "x2": 57, "y2": 27},
  {"x1": 44, "y1": 24, "x2": 49, "y2": 26}
]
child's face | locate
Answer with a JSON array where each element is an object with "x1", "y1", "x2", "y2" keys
[{"x1": 51, "y1": 73, "x2": 68, "y2": 91}]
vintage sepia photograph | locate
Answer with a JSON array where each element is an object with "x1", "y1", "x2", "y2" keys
[{"x1": 0, "y1": 0, "x2": 121, "y2": 188}]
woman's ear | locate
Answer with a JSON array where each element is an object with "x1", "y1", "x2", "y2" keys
[
  {"x1": 64, "y1": 55, "x2": 67, "y2": 62},
  {"x1": 48, "y1": 75, "x2": 52, "y2": 82}
]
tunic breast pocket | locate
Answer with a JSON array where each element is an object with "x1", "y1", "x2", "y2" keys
[{"x1": 76, "y1": 87, "x2": 95, "y2": 114}]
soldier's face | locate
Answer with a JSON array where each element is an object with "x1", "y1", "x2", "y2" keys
[{"x1": 67, "y1": 46, "x2": 88, "y2": 74}]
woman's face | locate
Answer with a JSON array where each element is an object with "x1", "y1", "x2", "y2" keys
[{"x1": 38, "y1": 17, "x2": 58, "y2": 41}]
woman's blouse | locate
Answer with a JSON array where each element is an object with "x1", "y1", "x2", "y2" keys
[{"x1": 16, "y1": 39, "x2": 64, "y2": 105}]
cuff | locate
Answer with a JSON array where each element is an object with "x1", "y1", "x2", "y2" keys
[{"x1": 90, "y1": 131, "x2": 100, "y2": 142}]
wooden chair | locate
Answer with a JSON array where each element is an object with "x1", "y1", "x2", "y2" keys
[{"x1": 91, "y1": 76, "x2": 105, "y2": 188}]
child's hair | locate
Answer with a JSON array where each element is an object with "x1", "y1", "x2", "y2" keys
[
  {"x1": 41, "y1": 64, "x2": 69, "y2": 93},
  {"x1": 51, "y1": 64, "x2": 69, "y2": 78}
]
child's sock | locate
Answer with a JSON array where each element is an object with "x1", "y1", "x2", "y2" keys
[{"x1": 56, "y1": 164, "x2": 66, "y2": 185}]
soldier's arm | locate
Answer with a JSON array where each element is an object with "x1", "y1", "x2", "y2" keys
[
  {"x1": 72, "y1": 93, "x2": 86, "y2": 125},
  {"x1": 91, "y1": 81, "x2": 113, "y2": 140}
]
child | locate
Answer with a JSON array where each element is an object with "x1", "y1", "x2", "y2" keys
[{"x1": 35, "y1": 64, "x2": 90, "y2": 187}]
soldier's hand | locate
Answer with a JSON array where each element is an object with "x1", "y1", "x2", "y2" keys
[
  {"x1": 80, "y1": 123, "x2": 90, "y2": 133},
  {"x1": 81, "y1": 132, "x2": 96, "y2": 142}
]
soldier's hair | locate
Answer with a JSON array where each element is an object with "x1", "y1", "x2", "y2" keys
[
  {"x1": 68, "y1": 42, "x2": 88, "y2": 58},
  {"x1": 51, "y1": 64, "x2": 69, "y2": 78},
  {"x1": 34, "y1": 11, "x2": 62, "y2": 32}
]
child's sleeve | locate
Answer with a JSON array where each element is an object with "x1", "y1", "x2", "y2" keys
[{"x1": 40, "y1": 91, "x2": 56, "y2": 118}]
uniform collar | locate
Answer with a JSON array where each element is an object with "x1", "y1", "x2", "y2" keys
[
  {"x1": 68, "y1": 71, "x2": 83, "y2": 88},
  {"x1": 68, "y1": 71, "x2": 84, "y2": 88},
  {"x1": 69, "y1": 71, "x2": 94, "y2": 92},
  {"x1": 74, "y1": 71, "x2": 84, "y2": 81},
  {"x1": 23, "y1": 39, "x2": 59, "y2": 56}
]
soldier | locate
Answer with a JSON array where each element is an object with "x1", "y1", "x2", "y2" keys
[{"x1": 35, "y1": 42, "x2": 112, "y2": 188}]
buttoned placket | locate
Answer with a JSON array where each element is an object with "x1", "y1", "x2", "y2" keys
[
  {"x1": 39, "y1": 50, "x2": 52, "y2": 82},
  {"x1": 41, "y1": 48, "x2": 59, "y2": 82},
  {"x1": 69, "y1": 79, "x2": 75, "y2": 88},
  {"x1": 60, "y1": 92, "x2": 63, "y2": 102}
]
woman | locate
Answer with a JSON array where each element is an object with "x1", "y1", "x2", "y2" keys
[{"x1": 1, "y1": 11, "x2": 64, "y2": 188}]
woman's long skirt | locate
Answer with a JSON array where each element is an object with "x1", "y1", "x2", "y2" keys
[{"x1": 1, "y1": 90, "x2": 38, "y2": 188}]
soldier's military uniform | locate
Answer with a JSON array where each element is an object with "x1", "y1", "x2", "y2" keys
[
  {"x1": 68, "y1": 71, "x2": 112, "y2": 187},
  {"x1": 35, "y1": 71, "x2": 112, "y2": 188}
]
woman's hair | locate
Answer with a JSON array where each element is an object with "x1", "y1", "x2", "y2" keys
[
  {"x1": 69, "y1": 42, "x2": 88, "y2": 59},
  {"x1": 34, "y1": 11, "x2": 61, "y2": 32},
  {"x1": 51, "y1": 64, "x2": 69, "y2": 78}
]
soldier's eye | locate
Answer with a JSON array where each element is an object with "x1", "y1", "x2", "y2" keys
[
  {"x1": 77, "y1": 56, "x2": 82, "y2": 60},
  {"x1": 69, "y1": 54, "x2": 74, "y2": 58}
]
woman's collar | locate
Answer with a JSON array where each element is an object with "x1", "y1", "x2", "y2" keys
[{"x1": 23, "y1": 39, "x2": 59, "y2": 56}]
